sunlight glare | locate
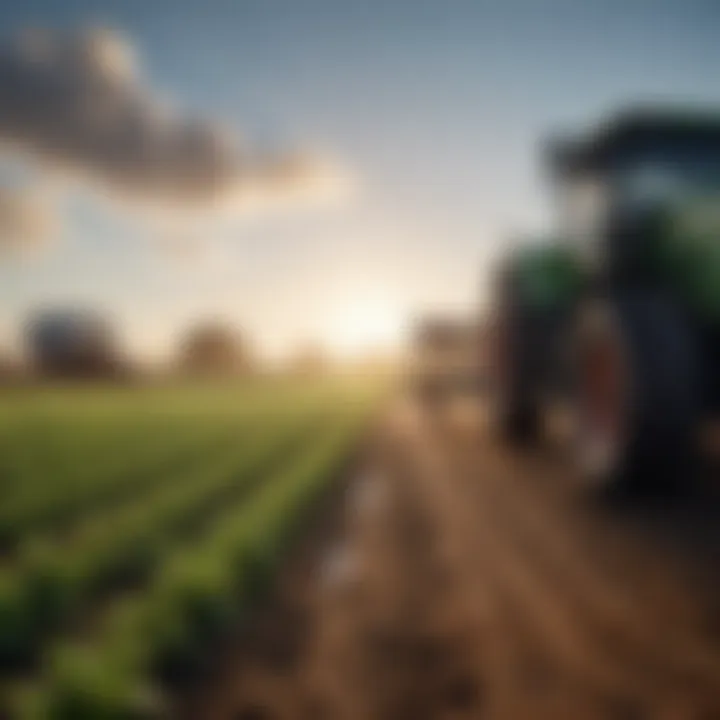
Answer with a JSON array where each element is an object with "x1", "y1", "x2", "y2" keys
[{"x1": 325, "y1": 297, "x2": 403, "y2": 358}]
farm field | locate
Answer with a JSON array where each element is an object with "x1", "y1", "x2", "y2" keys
[
  {"x1": 0, "y1": 377, "x2": 386, "y2": 718},
  {"x1": 4, "y1": 383, "x2": 720, "y2": 720}
]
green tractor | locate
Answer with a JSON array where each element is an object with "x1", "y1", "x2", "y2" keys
[{"x1": 491, "y1": 108, "x2": 720, "y2": 490}]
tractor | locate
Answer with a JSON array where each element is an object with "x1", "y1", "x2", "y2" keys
[{"x1": 491, "y1": 108, "x2": 720, "y2": 490}]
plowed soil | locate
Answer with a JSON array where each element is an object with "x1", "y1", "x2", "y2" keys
[{"x1": 183, "y1": 397, "x2": 720, "y2": 720}]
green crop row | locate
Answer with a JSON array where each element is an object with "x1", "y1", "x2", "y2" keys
[
  {"x1": 1, "y1": 418, "x2": 221, "y2": 496},
  {"x1": 16, "y1": 408, "x2": 368, "y2": 719},
  {"x1": 0, "y1": 403, "x2": 343, "y2": 669},
  {"x1": 0, "y1": 378, "x2": 388, "y2": 718},
  {"x1": 0, "y1": 384, "x2": 339, "y2": 539},
  {"x1": 0, "y1": 419, "x2": 162, "y2": 499},
  {"x1": 0, "y1": 422, "x2": 240, "y2": 548},
  {"x1": 0, "y1": 380, "x2": 347, "y2": 505}
]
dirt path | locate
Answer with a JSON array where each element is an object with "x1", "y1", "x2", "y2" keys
[{"x1": 187, "y1": 398, "x2": 720, "y2": 719}]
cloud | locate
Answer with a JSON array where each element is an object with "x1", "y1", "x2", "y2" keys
[
  {"x1": 0, "y1": 185, "x2": 56, "y2": 254},
  {"x1": 0, "y1": 28, "x2": 350, "y2": 213}
]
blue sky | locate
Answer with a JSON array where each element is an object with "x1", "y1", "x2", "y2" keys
[{"x1": 1, "y1": 0, "x2": 719, "y2": 360}]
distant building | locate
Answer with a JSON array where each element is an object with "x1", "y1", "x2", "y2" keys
[
  {"x1": 178, "y1": 322, "x2": 253, "y2": 376},
  {"x1": 409, "y1": 316, "x2": 481, "y2": 394},
  {"x1": 27, "y1": 310, "x2": 126, "y2": 379}
]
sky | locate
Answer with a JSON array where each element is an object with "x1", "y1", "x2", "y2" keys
[{"x1": 0, "y1": 0, "x2": 719, "y2": 362}]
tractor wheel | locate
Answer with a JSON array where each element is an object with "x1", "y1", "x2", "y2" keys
[
  {"x1": 490, "y1": 300, "x2": 542, "y2": 446},
  {"x1": 572, "y1": 292, "x2": 700, "y2": 494}
]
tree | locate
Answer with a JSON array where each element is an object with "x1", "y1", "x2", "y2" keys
[
  {"x1": 27, "y1": 310, "x2": 126, "y2": 379},
  {"x1": 179, "y1": 322, "x2": 252, "y2": 376}
]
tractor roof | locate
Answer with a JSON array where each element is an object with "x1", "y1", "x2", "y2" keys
[{"x1": 548, "y1": 107, "x2": 720, "y2": 177}]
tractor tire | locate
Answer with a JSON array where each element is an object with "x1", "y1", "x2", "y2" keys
[
  {"x1": 572, "y1": 292, "x2": 700, "y2": 494},
  {"x1": 490, "y1": 299, "x2": 543, "y2": 447}
]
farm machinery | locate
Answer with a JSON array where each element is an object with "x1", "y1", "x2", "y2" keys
[{"x1": 491, "y1": 108, "x2": 720, "y2": 490}]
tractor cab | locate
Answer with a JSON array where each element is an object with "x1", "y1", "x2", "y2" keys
[
  {"x1": 491, "y1": 108, "x2": 720, "y2": 489},
  {"x1": 549, "y1": 110, "x2": 720, "y2": 281}
]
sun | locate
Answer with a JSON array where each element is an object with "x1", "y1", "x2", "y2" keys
[{"x1": 325, "y1": 298, "x2": 403, "y2": 358}]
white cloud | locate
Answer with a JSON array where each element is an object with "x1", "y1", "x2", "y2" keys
[{"x1": 0, "y1": 27, "x2": 352, "y2": 215}]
